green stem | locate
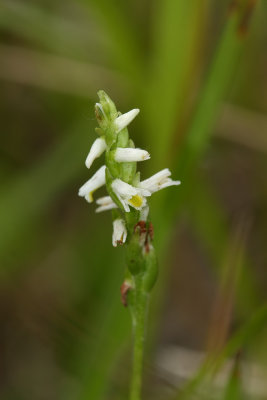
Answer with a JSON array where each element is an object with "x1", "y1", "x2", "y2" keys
[{"x1": 129, "y1": 275, "x2": 148, "y2": 400}]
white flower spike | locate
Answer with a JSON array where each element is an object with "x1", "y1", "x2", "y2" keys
[
  {"x1": 85, "y1": 137, "x2": 107, "y2": 169},
  {"x1": 78, "y1": 165, "x2": 106, "y2": 203},
  {"x1": 112, "y1": 219, "x2": 127, "y2": 247},
  {"x1": 115, "y1": 109, "x2": 140, "y2": 133},
  {"x1": 139, "y1": 168, "x2": 181, "y2": 194},
  {"x1": 111, "y1": 179, "x2": 151, "y2": 212},
  {"x1": 114, "y1": 148, "x2": 150, "y2": 162},
  {"x1": 95, "y1": 196, "x2": 118, "y2": 213},
  {"x1": 79, "y1": 91, "x2": 181, "y2": 254}
]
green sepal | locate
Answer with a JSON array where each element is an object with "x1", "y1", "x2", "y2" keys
[
  {"x1": 104, "y1": 125, "x2": 117, "y2": 148},
  {"x1": 125, "y1": 209, "x2": 140, "y2": 236},
  {"x1": 105, "y1": 148, "x2": 120, "y2": 178},
  {"x1": 112, "y1": 208, "x2": 123, "y2": 222},
  {"x1": 132, "y1": 172, "x2": 140, "y2": 186},
  {"x1": 95, "y1": 127, "x2": 104, "y2": 136},
  {"x1": 120, "y1": 138, "x2": 137, "y2": 184},
  {"x1": 121, "y1": 163, "x2": 136, "y2": 184},
  {"x1": 117, "y1": 128, "x2": 129, "y2": 147},
  {"x1": 126, "y1": 232, "x2": 145, "y2": 275},
  {"x1": 105, "y1": 167, "x2": 125, "y2": 212},
  {"x1": 97, "y1": 90, "x2": 117, "y2": 120}
]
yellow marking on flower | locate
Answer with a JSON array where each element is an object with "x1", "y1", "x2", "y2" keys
[
  {"x1": 87, "y1": 190, "x2": 95, "y2": 203},
  {"x1": 129, "y1": 195, "x2": 143, "y2": 208}
]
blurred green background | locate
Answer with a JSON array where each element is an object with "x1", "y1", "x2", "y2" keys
[{"x1": 0, "y1": 0, "x2": 267, "y2": 399}]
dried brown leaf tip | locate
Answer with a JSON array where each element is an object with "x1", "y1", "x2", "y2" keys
[
  {"x1": 120, "y1": 281, "x2": 132, "y2": 307},
  {"x1": 238, "y1": 0, "x2": 258, "y2": 36}
]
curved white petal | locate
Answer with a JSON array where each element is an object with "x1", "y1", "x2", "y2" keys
[
  {"x1": 115, "y1": 109, "x2": 140, "y2": 133},
  {"x1": 139, "y1": 168, "x2": 181, "y2": 193},
  {"x1": 78, "y1": 165, "x2": 106, "y2": 202},
  {"x1": 95, "y1": 196, "x2": 118, "y2": 213},
  {"x1": 85, "y1": 137, "x2": 107, "y2": 169}
]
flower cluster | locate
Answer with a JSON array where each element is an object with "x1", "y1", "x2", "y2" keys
[{"x1": 78, "y1": 91, "x2": 180, "y2": 246}]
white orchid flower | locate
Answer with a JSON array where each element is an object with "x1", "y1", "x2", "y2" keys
[{"x1": 111, "y1": 179, "x2": 151, "y2": 212}]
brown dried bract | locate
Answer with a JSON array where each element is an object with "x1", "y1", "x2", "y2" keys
[
  {"x1": 134, "y1": 221, "x2": 154, "y2": 253},
  {"x1": 228, "y1": 0, "x2": 240, "y2": 15},
  {"x1": 134, "y1": 220, "x2": 147, "y2": 234},
  {"x1": 148, "y1": 222, "x2": 154, "y2": 241},
  {"x1": 238, "y1": 0, "x2": 258, "y2": 36},
  {"x1": 120, "y1": 281, "x2": 132, "y2": 307}
]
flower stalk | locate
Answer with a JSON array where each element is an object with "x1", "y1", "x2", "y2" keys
[
  {"x1": 129, "y1": 276, "x2": 148, "y2": 400},
  {"x1": 78, "y1": 90, "x2": 180, "y2": 399}
]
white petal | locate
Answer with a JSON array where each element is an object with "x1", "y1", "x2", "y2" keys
[
  {"x1": 112, "y1": 219, "x2": 127, "y2": 247},
  {"x1": 112, "y1": 179, "x2": 151, "y2": 198},
  {"x1": 139, "y1": 168, "x2": 171, "y2": 189},
  {"x1": 95, "y1": 196, "x2": 118, "y2": 213},
  {"x1": 139, "y1": 168, "x2": 180, "y2": 193},
  {"x1": 95, "y1": 203, "x2": 118, "y2": 213},
  {"x1": 115, "y1": 109, "x2": 140, "y2": 132},
  {"x1": 156, "y1": 179, "x2": 181, "y2": 191},
  {"x1": 114, "y1": 148, "x2": 150, "y2": 162},
  {"x1": 85, "y1": 137, "x2": 107, "y2": 169},
  {"x1": 78, "y1": 165, "x2": 106, "y2": 202},
  {"x1": 96, "y1": 196, "x2": 113, "y2": 205}
]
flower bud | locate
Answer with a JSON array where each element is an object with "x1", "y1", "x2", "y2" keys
[
  {"x1": 95, "y1": 103, "x2": 107, "y2": 125},
  {"x1": 85, "y1": 137, "x2": 107, "y2": 169},
  {"x1": 114, "y1": 148, "x2": 150, "y2": 162},
  {"x1": 97, "y1": 90, "x2": 117, "y2": 118},
  {"x1": 115, "y1": 109, "x2": 140, "y2": 133}
]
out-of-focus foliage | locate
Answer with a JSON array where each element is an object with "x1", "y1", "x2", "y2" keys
[{"x1": 0, "y1": 0, "x2": 266, "y2": 399}]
